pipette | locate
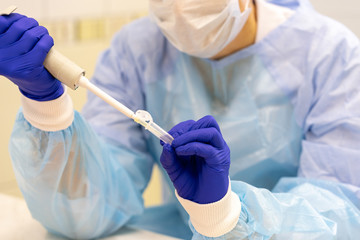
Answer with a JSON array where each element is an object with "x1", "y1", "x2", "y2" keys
[
  {"x1": 44, "y1": 48, "x2": 174, "y2": 145},
  {"x1": 1, "y1": 6, "x2": 174, "y2": 145}
]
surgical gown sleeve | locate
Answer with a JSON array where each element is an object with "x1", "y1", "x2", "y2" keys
[
  {"x1": 9, "y1": 27, "x2": 154, "y2": 239},
  {"x1": 180, "y1": 20, "x2": 360, "y2": 240}
]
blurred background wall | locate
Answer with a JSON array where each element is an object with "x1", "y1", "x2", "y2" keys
[{"x1": 1, "y1": 0, "x2": 359, "y2": 206}]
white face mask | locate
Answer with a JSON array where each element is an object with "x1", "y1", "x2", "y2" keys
[{"x1": 149, "y1": 0, "x2": 251, "y2": 58}]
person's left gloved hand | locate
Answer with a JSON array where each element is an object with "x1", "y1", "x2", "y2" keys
[{"x1": 160, "y1": 115, "x2": 230, "y2": 204}]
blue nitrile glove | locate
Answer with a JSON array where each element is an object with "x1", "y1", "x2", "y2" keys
[
  {"x1": 160, "y1": 115, "x2": 230, "y2": 204},
  {"x1": 0, "y1": 13, "x2": 63, "y2": 101}
]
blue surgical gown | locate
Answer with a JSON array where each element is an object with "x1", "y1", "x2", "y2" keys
[{"x1": 9, "y1": 0, "x2": 360, "y2": 239}]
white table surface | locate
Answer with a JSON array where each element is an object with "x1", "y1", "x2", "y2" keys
[{"x1": 0, "y1": 193, "x2": 179, "y2": 240}]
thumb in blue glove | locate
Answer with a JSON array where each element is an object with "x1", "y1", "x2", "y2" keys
[
  {"x1": 160, "y1": 115, "x2": 230, "y2": 204},
  {"x1": 0, "y1": 13, "x2": 63, "y2": 101}
]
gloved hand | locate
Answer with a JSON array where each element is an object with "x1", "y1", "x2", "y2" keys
[
  {"x1": 160, "y1": 115, "x2": 230, "y2": 204},
  {"x1": 0, "y1": 13, "x2": 63, "y2": 101}
]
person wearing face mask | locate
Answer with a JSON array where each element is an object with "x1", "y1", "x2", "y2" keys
[{"x1": 1, "y1": 0, "x2": 360, "y2": 239}]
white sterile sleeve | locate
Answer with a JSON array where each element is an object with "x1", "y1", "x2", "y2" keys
[
  {"x1": 21, "y1": 87, "x2": 74, "y2": 131},
  {"x1": 175, "y1": 184, "x2": 241, "y2": 237}
]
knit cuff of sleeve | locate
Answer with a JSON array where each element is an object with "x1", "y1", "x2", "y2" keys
[
  {"x1": 175, "y1": 183, "x2": 241, "y2": 237},
  {"x1": 21, "y1": 87, "x2": 74, "y2": 131}
]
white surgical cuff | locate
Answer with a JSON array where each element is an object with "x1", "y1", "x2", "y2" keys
[
  {"x1": 175, "y1": 183, "x2": 241, "y2": 237},
  {"x1": 21, "y1": 87, "x2": 74, "y2": 131}
]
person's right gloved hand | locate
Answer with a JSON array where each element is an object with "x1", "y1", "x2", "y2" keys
[
  {"x1": 160, "y1": 115, "x2": 230, "y2": 204},
  {"x1": 0, "y1": 13, "x2": 63, "y2": 101}
]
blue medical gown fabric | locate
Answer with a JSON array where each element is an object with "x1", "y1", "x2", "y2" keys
[{"x1": 9, "y1": 0, "x2": 360, "y2": 239}]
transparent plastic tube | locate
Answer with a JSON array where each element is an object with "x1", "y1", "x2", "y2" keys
[{"x1": 134, "y1": 110, "x2": 174, "y2": 145}]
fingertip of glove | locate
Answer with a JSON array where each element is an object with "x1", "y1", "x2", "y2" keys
[
  {"x1": 162, "y1": 143, "x2": 172, "y2": 151},
  {"x1": 160, "y1": 139, "x2": 172, "y2": 147},
  {"x1": 38, "y1": 34, "x2": 54, "y2": 51}
]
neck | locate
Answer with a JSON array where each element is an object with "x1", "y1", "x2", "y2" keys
[{"x1": 212, "y1": 0, "x2": 257, "y2": 60}]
